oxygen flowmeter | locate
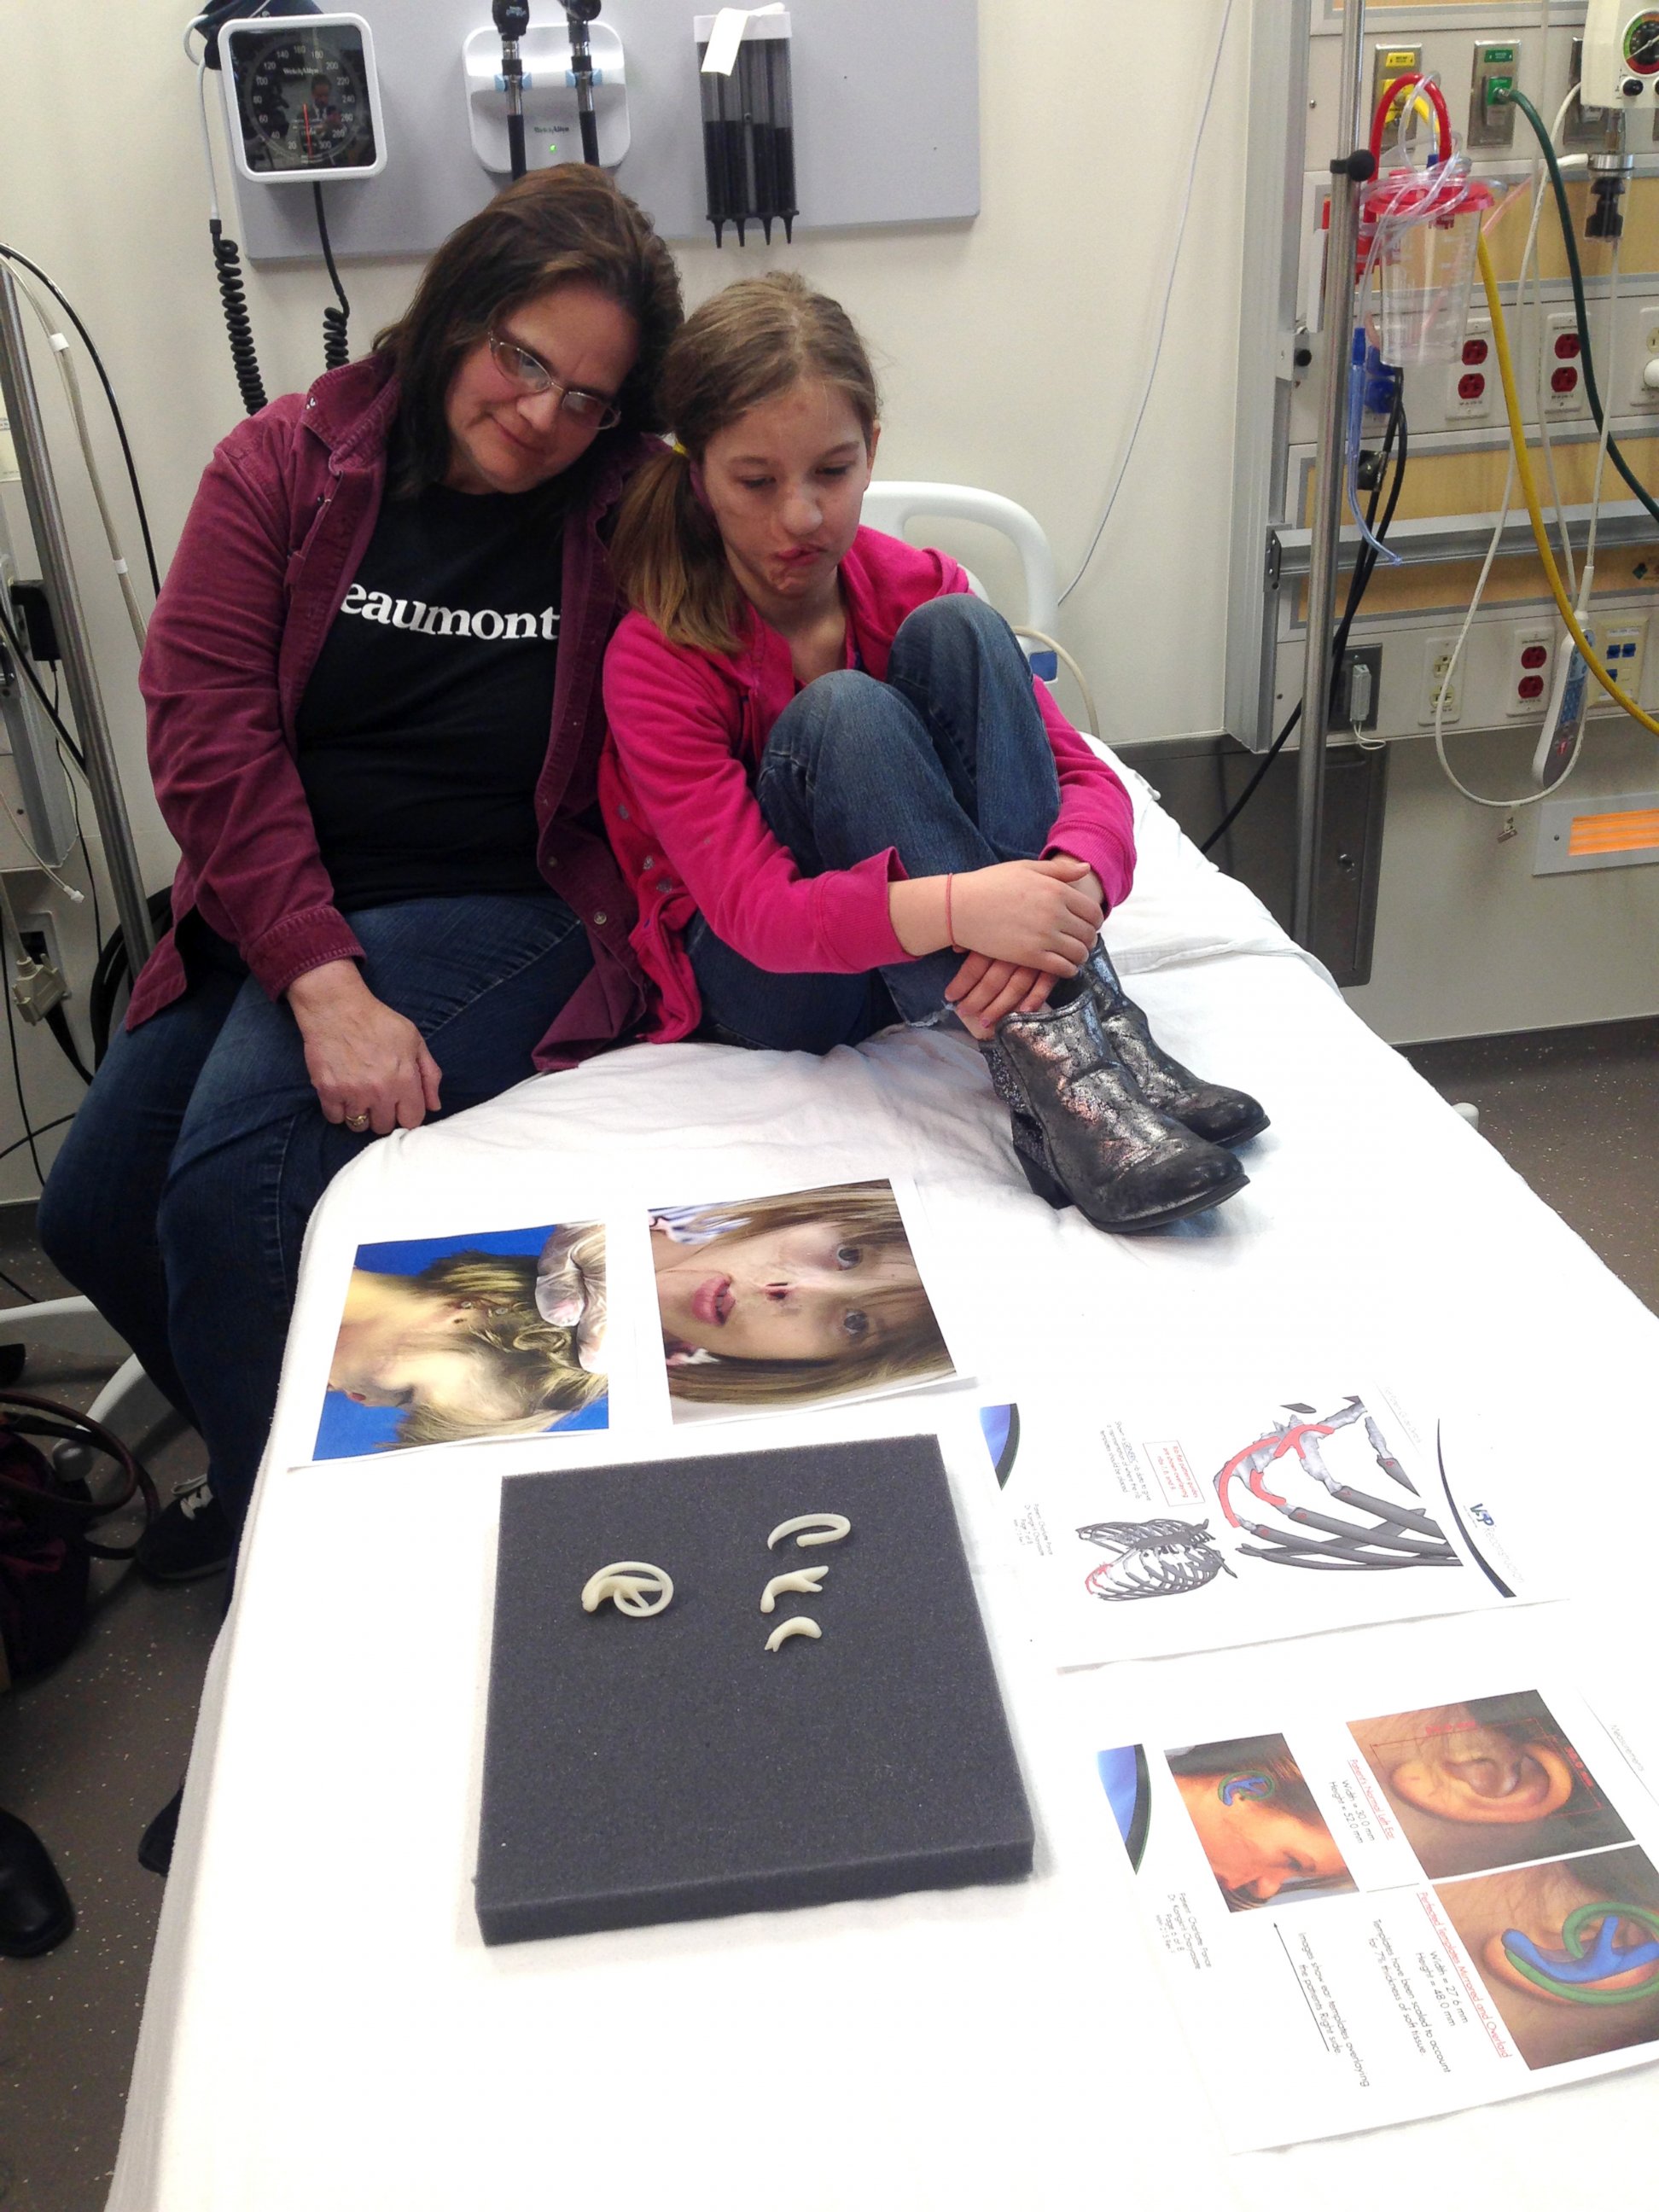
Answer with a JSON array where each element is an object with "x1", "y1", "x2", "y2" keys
[{"x1": 1580, "y1": 3, "x2": 1659, "y2": 109}]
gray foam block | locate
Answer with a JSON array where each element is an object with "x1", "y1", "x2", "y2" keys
[{"x1": 474, "y1": 1433, "x2": 1033, "y2": 1943}]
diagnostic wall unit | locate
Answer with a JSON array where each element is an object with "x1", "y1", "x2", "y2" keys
[
  {"x1": 1227, "y1": 1, "x2": 1659, "y2": 759},
  {"x1": 222, "y1": 0, "x2": 979, "y2": 263}
]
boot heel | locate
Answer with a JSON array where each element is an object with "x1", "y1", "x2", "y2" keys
[{"x1": 1014, "y1": 1144, "x2": 1073, "y2": 1211}]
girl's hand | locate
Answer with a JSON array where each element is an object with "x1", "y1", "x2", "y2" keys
[
  {"x1": 287, "y1": 960, "x2": 443, "y2": 1135},
  {"x1": 944, "y1": 955, "x2": 1057, "y2": 1037},
  {"x1": 948, "y1": 856, "x2": 1103, "y2": 973}
]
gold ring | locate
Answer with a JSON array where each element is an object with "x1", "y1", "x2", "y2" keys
[{"x1": 346, "y1": 1111, "x2": 370, "y2": 1132}]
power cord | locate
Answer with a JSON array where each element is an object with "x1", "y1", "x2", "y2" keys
[
  {"x1": 1060, "y1": 0, "x2": 1235, "y2": 603},
  {"x1": 313, "y1": 184, "x2": 351, "y2": 370},
  {"x1": 0, "y1": 246, "x2": 162, "y2": 599},
  {"x1": 1508, "y1": 89, "x2": 1659, "y2": 534},
  {"x1": 1201, "y1": 393, "x2": 1408, "y2": 856}
]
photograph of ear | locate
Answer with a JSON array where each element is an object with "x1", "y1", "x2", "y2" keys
[
  {"x1": 314, "y1": 1223, "x2": 608, "y2": 1459},
  {"x1": 1434, "y1": 1846, "x2": 1659, "y2": 2070},
  {"x1": 1347, "y1": 1692, "x2": 1631, "y2": 1879},
  {"x1": 649, "y1": 1179, "x2": 955, "y2": 1421},
  {"x1": 1163, "y1": 1734, "x2": 1359, "y2": 1912}
]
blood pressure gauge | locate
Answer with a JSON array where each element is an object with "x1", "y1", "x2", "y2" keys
[{"x1": 219, "y1": 13, "x2": 387, "y2": 183}]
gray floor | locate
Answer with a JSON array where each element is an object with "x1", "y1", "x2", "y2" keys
[
  {"x1": 0, "y1": 1017, "x2": 1655, "y2": 2211},
  {"x1": 1401, "y1": 1015, "x2": 1659, "y2": 1314},
  {"x1": 0, "y1": 1243, "x2": 218, "y2": 2212}
]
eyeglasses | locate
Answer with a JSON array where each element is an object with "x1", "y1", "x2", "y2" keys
[{"x1": 487, "y1": 332, "x2": 622, "y2": 430}]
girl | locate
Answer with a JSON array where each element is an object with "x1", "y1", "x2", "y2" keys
[
  {"x1": 1165, "y1": 1737, "x2": 1357, "y2": 1911},
  {"x1": 649, "y1": 1182, "x2": 952, "y2": 1410},
  {"x1": 600, "y1": 272, "x2": 1266, "y2": 1235},
  {"x1": 328, "y1": 1239, "x2": 607, "y2": 1447}
]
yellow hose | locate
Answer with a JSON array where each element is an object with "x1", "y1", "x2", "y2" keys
[{"x1": 1477, "y1": 230, "x2": 1659, "y2": 736}]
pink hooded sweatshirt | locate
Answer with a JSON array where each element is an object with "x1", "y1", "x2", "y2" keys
[{"x1": 599, "y1": 527, "x2": 1137, "y2": 1044}]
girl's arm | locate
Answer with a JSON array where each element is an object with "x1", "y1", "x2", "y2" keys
[
  {"x1": 1035, "y1": 680, "x2": 1137, "y2": 911},
  {"x1": 603, "y1": 620, "x2": 908, "y2": 975}
]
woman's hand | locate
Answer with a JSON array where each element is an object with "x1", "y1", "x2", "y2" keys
[
  {"x1": 286, "y1": 960, "x2": 443, "y2": 1135},
  {"x1": 943, "y1": 956, "x2": 1058, "y2": 1038}
]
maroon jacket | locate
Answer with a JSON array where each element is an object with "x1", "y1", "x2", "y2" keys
[{"x1": 131, "y1": 352, "x2": 647, "y2": 1064}]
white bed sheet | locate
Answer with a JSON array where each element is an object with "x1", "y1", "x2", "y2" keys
[{"x1": 108, "y1": 758, "x2": 1659, "y2": 2211}]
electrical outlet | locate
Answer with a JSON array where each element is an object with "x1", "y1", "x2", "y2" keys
[
  {"x1": 1420, "y1": 635, "x2": 1464, "y2": 726},
  {"x1": 1506, "y1": 626, "x2": 1555, "y2": 717},
  {"x1": 1544, "y1": 311, "x2": 1587, "y2": 416},
  {"x1": 1590, "y1": 617, "x2": 1647, "y2": 713},
  {"x1": 1468, "y1": 39, "x2": 1519, "y2": 150},
  {"x1": 1448, "y1": 315, "x2": 1494, "y2": 419},
  {"x1": 1631, "y1": 308, "x2": 1659, "y2": 406}
]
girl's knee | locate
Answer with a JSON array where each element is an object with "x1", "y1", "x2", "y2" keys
[
  {"x1": 896, "y1": 592, "x2": 1006, "y2": 651},
  {"x1": 772, "y1": 667, "x2": 910, "y2": 765}
]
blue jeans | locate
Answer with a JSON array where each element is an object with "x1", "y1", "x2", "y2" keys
[
  {"x1": 689, "y1": 595, "x2": 1061, "y2": 1051},
  {"x1": 37, "y1": 894, "x2": 591, "y2": 1528}
]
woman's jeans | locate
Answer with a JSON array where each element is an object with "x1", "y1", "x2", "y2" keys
[
  {"x1": 38, "y1": 894, "x2": 591, "y2": 1528},
  {"x1": 689, "y1": 595, "x2": 1061, "y2": 1051}
]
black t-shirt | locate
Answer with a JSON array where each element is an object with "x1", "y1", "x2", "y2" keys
[{"x1": 295, "y1": 476, "x2": 566, "y2": 909}]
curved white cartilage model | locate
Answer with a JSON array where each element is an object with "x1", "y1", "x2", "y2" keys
[
  {"x1": 579, "y1": 1562, "x2": 674, "y2": 1617},
  {"x1": 760, "y1": 1565, "x2": 828, "y2": 1614},
  {"x1": 767, "y1": 1512, "x2": 851, "y2": 1551},
  {"x1": 765, "y1": 1615, "x2": 822, "y2": 1652}
]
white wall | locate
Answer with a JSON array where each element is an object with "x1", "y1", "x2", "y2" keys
[{"x1": 0, "y1": 0, "x2": 1249, "y2": 1198}]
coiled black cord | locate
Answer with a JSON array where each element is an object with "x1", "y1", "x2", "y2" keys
[
  {"x1": 210, "y1": 218, "x2": 267, "y2": 416},
  {"x1": 313, "y1": 184, "x2": 351, "y2": 372}
]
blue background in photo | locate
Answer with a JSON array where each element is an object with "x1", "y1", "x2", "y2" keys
[{"x1": 312, "y1": 1223, "x2": 608, "y2": 1459}]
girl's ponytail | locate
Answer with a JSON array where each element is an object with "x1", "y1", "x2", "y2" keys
[{"x1": 609, "y1": 439, "x2": 749, "y2": 655}]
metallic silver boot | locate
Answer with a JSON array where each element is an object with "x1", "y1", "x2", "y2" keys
[
  {"x1": 981, "y1": 986, "x2": 1247, "y2": 1233},
  {"x1": 1080, "y1": 942, "x2": 1268, "y2": 1148}
]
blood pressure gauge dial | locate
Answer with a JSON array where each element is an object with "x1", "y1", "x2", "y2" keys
[{"x1": 220, "y1": 13, "x2": 387, "y2": 183}]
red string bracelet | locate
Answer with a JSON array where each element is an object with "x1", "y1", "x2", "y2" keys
[{"x1": 945, "y1": 874, "x2": 964, "y2": 953}]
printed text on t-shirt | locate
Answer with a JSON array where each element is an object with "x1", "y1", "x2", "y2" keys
[{"x1": 338, "y1": 580, "x2": 559, "y2": 641}]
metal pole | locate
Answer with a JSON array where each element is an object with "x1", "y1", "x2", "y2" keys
[
  {"x1": 1292, "y1": 0, "x2": 1371, "y2": 948},
  {"x1": 0, "y1": 265, "x2": 154, "y2": 978}
]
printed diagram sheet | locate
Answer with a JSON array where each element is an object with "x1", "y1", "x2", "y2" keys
[
  {"x1": 1094, "y1": 1678, "x2": 1659, "y2": 2148},
  {"x1": 987, "y1": 1377, "x2": 1535, "y2": 1664}
]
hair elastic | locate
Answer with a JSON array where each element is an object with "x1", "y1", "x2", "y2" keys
[{"x1": 945, "y1": 874, "x2": 963, "y2": 954}]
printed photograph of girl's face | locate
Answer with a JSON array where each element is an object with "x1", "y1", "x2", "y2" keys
[
  {"x1": 1347, "y1": 1693, "x2": 1631, "y2": 1879},
  {"x1": 649, "y1": 1179, "x2": 954, "y2": 1420},
  {"x1": 315, "y1": 1223, "x2": 608, "y2": 1459},
  {"x1": 1435, "y1": 1846, "x2": 1659, "y2": 2069},
  {"x1": 1165, "y1": 1734, "x2": 1358, "y2": 1912}
]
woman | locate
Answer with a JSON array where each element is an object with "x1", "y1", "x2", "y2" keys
[
  {"x1": 600, "y1": 274, "x2": 1265, "y2": 1237},
  {"x1": 649, "y1": 1183, "x2": 951, "y2": 1411},
  {"x1": 325, "y1": 1239, "x2": 606, "y2": 1450},
  {"x1": 38, "y1": 168, "x2": 682, "y2": 1575}
]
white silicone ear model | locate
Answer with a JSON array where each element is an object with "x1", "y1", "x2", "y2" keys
[
  {"x1": 760, "y1": 1566, "x2": 829, "y2": 1613},
  {"x1": 765, "y1": 1615, "x2": 822, "y2": 1652},
  {"x1": 766, "y1": 1513, "x2": 851, "y2": 1550},
  {"x1": 580, "y1": 1563, "x2": 674, "y2": 1617}
]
